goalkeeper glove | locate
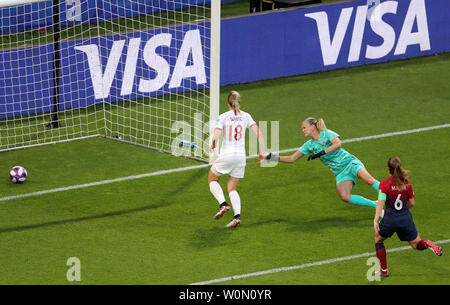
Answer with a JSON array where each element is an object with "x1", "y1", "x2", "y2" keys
[
  {"x1": 265, "y1": 152, "x2": 280, "y2": 162},
  {"x1": 307, "y1": 150, "x2": 325, "y2": 161}
]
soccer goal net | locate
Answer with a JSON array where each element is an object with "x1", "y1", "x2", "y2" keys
[{"x1": 0, "y1": 0, "x2": 220, "y2": 161}]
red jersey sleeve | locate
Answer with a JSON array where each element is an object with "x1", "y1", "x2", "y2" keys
[{"x1": 379, "y1": 179, "x2": 389, "y2": 194}]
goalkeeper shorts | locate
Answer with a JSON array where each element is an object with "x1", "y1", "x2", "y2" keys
[{"x1": 335, "y1": 158, "x2": 365, "y2": 188}]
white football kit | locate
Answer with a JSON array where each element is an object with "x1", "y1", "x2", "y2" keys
[{"x1": 211, "y1": 110, "x2": 256, "y2": 178}]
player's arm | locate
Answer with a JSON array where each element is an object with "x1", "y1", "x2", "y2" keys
[
  {"x1": 327, "y1": 137, "x2": 342, "y2": 153},
  {"x1": 374, "y1": 192, "x2": 386, "y2": 233},
  {"x1": 250, "y1": 124, "x2": 266, "y2": 157},
  {"x1": 263, "y1": 150, "x2": 303, "y2": 163},
  {"x1": 279, "y1": 151, "x2": 303, "y2": 163},
  {"x1": 407, "y1": 184, "x2": 415, "y2": 208},
  {"x1": 210, "y1": 128, "x2": 222, "y2": 150},
  {"x1": 307, "y1": 137, "x2": 341, "y2": 160},
  {"x1": 408, "y1": 197, "x2": 415, "y2": 208}
]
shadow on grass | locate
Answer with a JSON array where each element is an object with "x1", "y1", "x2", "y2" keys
[
  {"x1": 285, "y1": 216, "x2": 369, "y2": 233},
  {"x1": 190, "y1": 226, "x2": 234, "y2": 250},
  {"x1": 189, "y1": 215, "x2": 368, "y2": 250},
  {"x1": 0, "y1": 168, "x2": 206, "y2": 234},
  {"x1": 190, "y1": 218, "x2": 292, "y2": 250},
  {"x1": 242, "y1": 215, "x2": 369, "y2": 234}
]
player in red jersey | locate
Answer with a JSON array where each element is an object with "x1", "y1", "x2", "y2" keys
[{"x1": 373, "y1": 157, "x2": 442, "y2": 277}]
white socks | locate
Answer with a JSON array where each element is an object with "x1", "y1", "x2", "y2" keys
[
  {"x1": 209, "y1": 182, "x2": 241, "y2": 217},
  {"x1": 228, "y1": 190, "x2": 241, "y2": 216},
  {"x1": 209, "y1": 181, "x2": 226, "y2": 204}
]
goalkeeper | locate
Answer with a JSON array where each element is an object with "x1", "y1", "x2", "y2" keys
[{"x1": 262, "y1": 117, "x2": 381, "y2": 211}]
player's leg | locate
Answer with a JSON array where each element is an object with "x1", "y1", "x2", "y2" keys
[
  {"x1": 227, "y1": 176, "x2": 241, "y2": 216},
  {"x1": 208, "y1": 169, "x2": 230, "y2": 219},
  {"x1": 409, "y1": 234, "x2": 425, "y2": 249},
  {"x1": 226, "y1": 175, "x2": 242, "y2": 228},
  {"x1": 357, "y1": 167, "x2": 380, "y2": 191},
  {"x1": 374, "y1": 232, "x2": 389, "y2": 276},
  {"x1": 224, "y1": 158, "x2": 245, "y2": 228},
  {"x1": 409, "y1": 234, "x2": 442, "y2": 256},
  {"x1": 336, "y1": 180, "x2": 352, "y2": 202},
  {"x1": 336, "y1": 180, "x2": 377, "y2": 208},
  {"x1": 336, "y1": 162, "x2": 378, "y2": 208}
]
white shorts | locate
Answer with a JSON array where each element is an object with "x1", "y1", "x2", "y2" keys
[{"x1": 210, "y1": 153, "x2": 246, "y2": 178}]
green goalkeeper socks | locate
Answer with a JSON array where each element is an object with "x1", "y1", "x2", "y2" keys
[{"x1": 349, "y1": 195, "x2": 377, "y2": 208}]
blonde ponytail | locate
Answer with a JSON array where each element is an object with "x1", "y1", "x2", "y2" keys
[
  {"x1": 316, "y1": 118, "x2": 326, "y2": 131},
  {"x1": 304, "y1": 117, "x2": 327, "y2": 131},
  {"x1": 228, "y1": 90, "x2": 241, "y2": 114}
]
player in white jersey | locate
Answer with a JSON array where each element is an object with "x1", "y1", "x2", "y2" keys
[{"x1": 208, "y1": 91, "x2": 266, "y2": 228}]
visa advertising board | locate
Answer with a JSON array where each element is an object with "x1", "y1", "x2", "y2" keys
[{"x1": 1, "y1": 0, "x2": 448, "y2": 118}]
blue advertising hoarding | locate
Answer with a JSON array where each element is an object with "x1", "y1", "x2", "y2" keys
[
  {"x1": 221, "y1": 0, "x2": 450, "y2": 84},
  {"x1": 0, "y1": 23, "x2": 210, "y2": 118},
  {"x1": 0, "y1": 45, "x2": 54, "y2": 117},
  {"x1": 58, "y1": 24, "x2": 210, "y2": 111},
  {"x1": 1, "y1": 0, "x2": 449, "y2": 119},
  {"x1": 0, "y1": 0, "x2": 240, "y2": 33}
]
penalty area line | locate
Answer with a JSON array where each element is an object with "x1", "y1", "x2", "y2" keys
[
  {"x1": 0, "y1": 123, "x2": 449, "y2": 202},
  {"x1": 189, "y1": 239, "x2": 450, "y2": 285}
]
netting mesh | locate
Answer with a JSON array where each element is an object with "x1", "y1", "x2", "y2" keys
[{"x1": 0, "y1": 0, "x2": 212, "y2": 159}]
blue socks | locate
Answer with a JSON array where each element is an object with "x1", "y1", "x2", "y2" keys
[{"x1": 349, "y1": 195, "x2": 377, "y2": 208}]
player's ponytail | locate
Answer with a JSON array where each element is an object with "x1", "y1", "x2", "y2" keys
[
  {"x1": 388, "y1": 157, "x2": 410, "y2": 186},
  {"x1": 304, "y1": 117, "x2": 327, "y2": 131},
  {"x1": 316, "y1": 118, "x2": 327, "y2": 131},
  {"x1": 228, "y1": 90, "x2": 241, "y2": 115}
]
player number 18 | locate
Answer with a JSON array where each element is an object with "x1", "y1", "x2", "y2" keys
[{"x1": 229, "y1": 125, "x2": 243, "y2": 141}]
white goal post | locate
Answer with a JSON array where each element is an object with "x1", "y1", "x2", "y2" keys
[
  {"x1": 0, "y1": 0, "x2": 220, "y2": 163},
  {"x1": 209, "y1": 0, "x2": 221, "y2": 164}
]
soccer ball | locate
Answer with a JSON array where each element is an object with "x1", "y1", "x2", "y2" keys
[{"x1": 10, "y1": 166, "x2": 27, "y2": 183}]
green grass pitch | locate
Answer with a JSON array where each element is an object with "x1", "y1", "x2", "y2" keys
[{"x1": 0, "y1": 52, "x2": 449, "y2": 285}]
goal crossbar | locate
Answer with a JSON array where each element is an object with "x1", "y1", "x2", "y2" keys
[{"x1": 0, "y1": 0, "x2": 48, "y2": 9}]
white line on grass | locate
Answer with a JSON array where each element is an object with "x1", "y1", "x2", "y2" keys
[
  {"x1": 0, "y1": 164, "x2": 209, "y2": 202},
  {"x1": 189, "y1": 239, "x2": 450, "y2": 285},
  {"x1": 1, "y1": 123, "x2": 449, "y2": 202},
  {"x1": 276, "y1": 123, "x2": 450, "y2": 154}
]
